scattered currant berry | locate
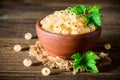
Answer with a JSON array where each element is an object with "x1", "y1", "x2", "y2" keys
[
  {"x1": 104, "y1": 43, "x2": 111, "y2": 50},
  {"x1": 24, "y1": 33, "x2": 32, "y2": 40},
  {"x1": 13, "y1": 44, "x2": 22, "y2": 52},
  {"x1": 23, "y1": 58, "x2": 32, "y2": 67},
  {"x1": 41, "y1": 67, "x2": 51, "y2": 76}
]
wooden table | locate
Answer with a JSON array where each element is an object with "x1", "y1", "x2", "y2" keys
[{"x1": 0, "y1": 0, "x2": 120, "y2": 80}]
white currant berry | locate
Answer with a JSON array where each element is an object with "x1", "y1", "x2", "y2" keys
[
  {"x1": 23, "y1": 58, "x2": 32, "y2": 67},
  {"x1": 41, "y1": 67, "x2": 51, "y2": 76},
  {"x1": 24, "y1": 33, "x2": 32, "y2": 40},
  {"x1": 13, "y1": 44, "x2": 22, "y2": 52},
  {"x1": 71, "y1": 30, "x2": 78, "y2": 34},
  {"x1": 104, "y1": 43, "x2": 111, "y2": 50}
]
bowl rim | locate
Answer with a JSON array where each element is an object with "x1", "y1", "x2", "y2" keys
[{"x1": 36, "y1": 19, "x2": 101, "y2": 37}]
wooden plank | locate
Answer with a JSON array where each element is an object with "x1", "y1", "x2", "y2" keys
[
  {"x1": 0, "y1": 7, "x2": 120, "y2": 20},
  {"x1": 0, "y1": 0, "x2": 120, "y2": 6},
  {"x1": 0, "y1": 4, "x2": 120, "y2": 12},
  {"x1": 0, "y1": 72, "x2": 119, "y2": 80}
]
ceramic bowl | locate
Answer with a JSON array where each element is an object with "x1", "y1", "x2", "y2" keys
[{"x1": 36, "y1": 19, "x2": 101, "y2": 59}]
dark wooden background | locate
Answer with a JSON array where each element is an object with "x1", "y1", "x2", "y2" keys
[{"x1": 0, "y1": 0, "x2": 120, "y2": 80}]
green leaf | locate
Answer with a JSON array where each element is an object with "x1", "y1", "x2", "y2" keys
[
  {"x1": 83, "y1": 51, "x2": 100, "y2": 73},
  {"x1": 88, "y1": 5, "x2": 101, "y2": 13},
  {"x1": 85, "y1": 16, "x2": 91, "y2": 26},
  {"x1": 69, "y1": 7, "x2": 81, "y2": 15},
  {"x1": 87, "y1": 60, "x2": 96, "y2": 64},
  {"x1": 74, "y1": 64, "x2": 81, "y2": 71},
  {"x1": 90, "y1": 12, "x2": 102, "y2": 17},
  {"x1": 71, "y1": 53, "x2": 82, "y2": 71},
  {"x1": 86, "y1": 63, "x2": 99, "y2": 73},
  {"x1": 85, "y1": 16, "x2": 90, "y2": 25},
  {"x1": 71, "y1": 53, "x2": 81, "y2": 60},
  {"x1": 78, "y1": 5, "x2": 86, "y2": 14},
  {"x1": 67, "y1": 5, "x2": 86, "y2": 15},
  {"x1": 74, "y1": 60, "x2": 80, "y2": 65},
  {"x1": 72, "y1": 53, "x2": 82, "y2": 66},
  {"x1": 90, "y1": 12, "x2": 102, "y2": 28},
  {"x1": 92, "y1": 16, "x2": 101, "y2": 28},
  {"x1": 84, "y1": 51, "x2": 100, "y2": 60},
  {"x1": 71, "y1": 51, "x2": 100, "y2": 73}
]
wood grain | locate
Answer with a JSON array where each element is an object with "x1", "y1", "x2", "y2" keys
[{"x1": 0, "y1": 0, "x2": 120, "y2": 80}]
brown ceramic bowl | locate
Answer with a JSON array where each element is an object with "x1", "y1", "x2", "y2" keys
[{"x1": 36, "y1": 19, "x2": 101, "y2": 59}]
